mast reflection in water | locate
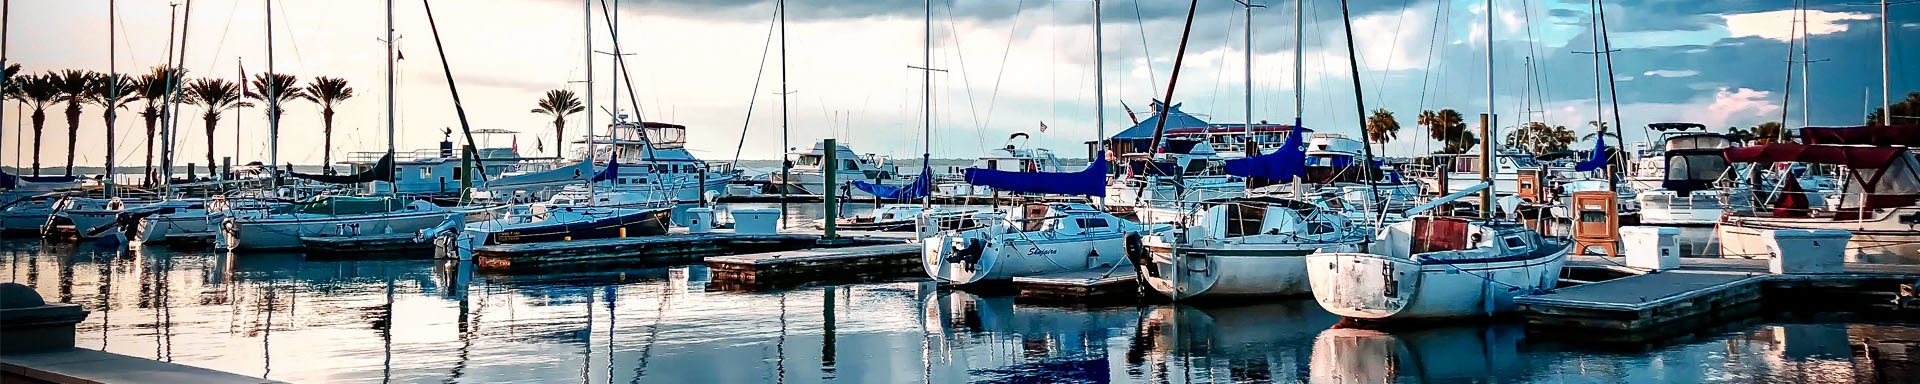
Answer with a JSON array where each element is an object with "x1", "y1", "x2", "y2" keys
[{"x1": 1, "y1": 238, "x2": 1916, "y2": 383}]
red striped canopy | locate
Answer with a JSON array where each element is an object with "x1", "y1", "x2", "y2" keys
[
  {"x1": 1722, "y1": 143, "x2": 1908, "y2": 169},
  {"x1": 1799, "y1": 125, "x2": 1920, "y2": 146}
]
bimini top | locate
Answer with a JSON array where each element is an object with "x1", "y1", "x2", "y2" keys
[
  {"x1": 1647, "y1": 122, "x2": 1707, "y2": 132},
  {"x1": 1723, "y1": 143, "x2": 1910, "y2": 169},
  {"x1": 1800, "y1": 124, "x2": 1920, "y2": 147}
]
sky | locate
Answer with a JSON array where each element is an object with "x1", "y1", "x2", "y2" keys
[{"x1": 1, "y1": 0, "x2": 1916, "y2": 170}]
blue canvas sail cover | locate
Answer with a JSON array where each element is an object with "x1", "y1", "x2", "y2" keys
[
  {"x1": 591, "y1": 160, "x2": 621, "y2": 182},
  {"x1": 854, "y1": 164, "x2": 933, "y2": 200},
  {"x1": 1225, "y1": 127, "x2": 1307, "y2": 181},
  {"x1": 964, "y1": 154, "x2": 1108, "y2": 197},
  {"x1": 1576, "y1": 138, "x2": 1608, "y2": 172},
  {"x1": 0, "y1": 171, "x2": 79, "y2": 189}
]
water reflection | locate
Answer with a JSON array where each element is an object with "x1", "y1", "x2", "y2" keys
[{"x1": 1, "y1": 238, "x2": 1915, "y2": 383}]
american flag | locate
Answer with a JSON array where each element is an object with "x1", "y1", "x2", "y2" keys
[{"x1": 1039, "y1": 121, "x2": 1048, "y2": 132}]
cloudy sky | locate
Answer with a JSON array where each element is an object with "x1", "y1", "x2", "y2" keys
[{"x1": 2, "y1": 0, "x2": 1915, "y2": 170}]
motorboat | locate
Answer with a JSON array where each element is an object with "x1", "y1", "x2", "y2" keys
[
  {"x1": 1631, "y1": 124, "x2": 1750, "y2": 225},
  {"x1": 481, "y1": 121, "x2": 737, "y2": 205},
  {"x1": 1107, "y1": 138, "x2": 1245, "y2": 224},
  {"x1": 934, "y1": 133, "x2": 1067, "y2": 198},
  {"x1": 768, "y1": 139, "x2": 903, "y2": 198},
  {"x1": 819, "y1": 204, "x2": 983, "y2": 232},
  {"x1": 1138, "y1": 196, "x2": 1368, "y2": 300},
  {"x1": 1306, "y1": 214, "x2": 1571, "y2": 321},
  {"x1": 1718, "y1": 127, "x2": 1920, "y2": 263},
  {"x1": 432, "y1": 203, "x2": 671, "y2": 260},
  {"x1": 1406, "y1": 150, "x2": 1543, "y2": 196}
]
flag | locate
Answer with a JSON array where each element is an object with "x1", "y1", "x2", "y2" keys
[
  {"x1": 536, "y1": 139, "x2": 545, "y2": 154},
  {"x1": 512, "y1": 135, "x2": 520, "y2": 153},
  {"x1": 1121, "y1": 101, "x2": 1140, "y2": 125},
  {"x1": 1039, "y1": 121, "x2": 1048, "y2": 133}
]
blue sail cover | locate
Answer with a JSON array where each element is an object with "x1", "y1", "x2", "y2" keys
[
  {"x1": 591, "y1": 160, "x2": 622, "y2": 182},
  {"x1": 854, "y1": 164, "x2": 932, "y2": 200},
  {"x1": 1225, "y1": 127, "x2": 1307, "y2": 181},
  {"x1": 0, "y1": 171, "x2": 79, "y2": 189},
  {"x1": 1576, "y1": 138, "x2": 1608, "y2": 172},
  {"x1": 964, "y1": 154, "x2": 1108, "y2": 197}
]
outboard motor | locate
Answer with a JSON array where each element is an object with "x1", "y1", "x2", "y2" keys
[{"x1": 944, "y1": 237, "x2": 987, "y2": 272}]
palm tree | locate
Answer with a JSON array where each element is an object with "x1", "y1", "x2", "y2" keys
[
  {"x1": 1364, "y1": 108, "x2": 1400, "y2": 152},
  {"x1": 14, "y1": 74, "x2": 60, "y2": 176},
  {"x1": 134, "y1": 67, "x2": 185, "y2": 185},
  {"x1": 50, "y1": 69, "x2": 100, "y2": 176},
  {"x1": 245, "y1": 73, "x2": 307, "y2": 163},
  {"x1": 1726, "y1": 126, "x2": 1757, "y2": 144},
  {"x1": 1867, "y1": 91, "x2": 1919, "y2": 126},
  {"x1": 1, "y1": 63, "x2": 19, "y2": 95},
  {"x1": 531, "y1": 89, "x2": 585, "y2": 156},
  {"x1": 1508, "y1": 122, "x2": 1575, "y2": 155},
  {"x1": 1753, "y1": 121, "x2": 1792, "y2": 144},
  {"x1": 186, "y1": 78, "x2": 251, "y2": 175},
  {"x1": 1418, "y1": 109, "x2": 1475, "y2": 154},
  {"x1": 301, "y1": 77, "x2": 354, "y2": 170},
  {"x1": 87, "y1": 74, "x2": 140, "y2": 183}
]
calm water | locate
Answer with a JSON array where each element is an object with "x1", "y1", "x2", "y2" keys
[{"x1": 5, "y1": 240, "x2": 1918, "y2": 383}]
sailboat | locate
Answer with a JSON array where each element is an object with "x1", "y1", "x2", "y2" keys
[
  {"x1": 1718, "y1": 125, "x2": 1920, "y2": 263},
  {"x1": 920, "y1": 0, "x2": 1165, "y2": 285},
  {"x1": 1304, "y1": 0, "x2": 1570, "y2": 321},
  {"x1": 221, "y1": 0, "x2": 460, "y2": 252}
]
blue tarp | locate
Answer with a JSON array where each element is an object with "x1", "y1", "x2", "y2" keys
[
  {"x1": 1225, "y1": 127, "x2": 1307, "y2": 181},
  {"x1": 1576, "y1": 138, "x2": 1607, "y2": 172},
  {"x1": 964, "y1": 154, "x2": 1108, "y2": 197},
  {"x1": 591, "y1": 161, "x2": 621, "y2": 182},
  {"x1": 854, "y1": 164, "x2": 932, "y2": 200}
]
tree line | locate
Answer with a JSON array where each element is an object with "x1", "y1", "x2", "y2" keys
[{"x1": 2, "y1": 63, "x2": 355, "y2": 182}]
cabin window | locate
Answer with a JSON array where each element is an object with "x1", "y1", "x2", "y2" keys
[
  {"x1": 452, "y1": 167, "x2": 464, "y2": 180},
  {"x1": 418, "y1": 167, "x2": 431, "y2": 179},
  {"x1": 797, "y1": 155, "x2": 822, "y2": 166},
  {"x1": 1503, "y1": 236, "x2": 1527, "y2": 249},
  {"x1": 843, "y1": 159, "x2": 859, "y2": 171},
  {"x1": 1077, "y1": 218, "x2": 1109, "y2": 229},
  {"x1": 987, "y1": 160, "x2": 999, "y2": 170}
]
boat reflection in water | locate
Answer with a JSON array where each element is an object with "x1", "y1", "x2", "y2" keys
[
  {"x1": 1133, "y1": 301, "x2": 1340, "y2": 383},
  {"x1": 1308, "y1": 324, "x2": 1528, "y2": 383}
]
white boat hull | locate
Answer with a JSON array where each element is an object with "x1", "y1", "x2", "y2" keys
[
  {"x1": 1306, "y1": 247, "x2": 1568, "y2": 320},
  {"x1": 66, "y1": 210, "x2": 125, "y2": 240},
  {"x1": 922, "y1": 231, "x2": 1132, "y2": 284},
  {"x1": 0, "y1": 210, "x2": 51, "y2": 234},
  {"x1": 1142, "y1": 242, "x2": 1362, "y2": 300},
  {"x1": 135, "y1": 214, "x2": 215, "y2": 244},
  {"x1": 1718, "y1": 208, "x2": 1920, "y2": 264},
  {"x1": 223, "y1": 210, "x2": 457, "y2": 251}
]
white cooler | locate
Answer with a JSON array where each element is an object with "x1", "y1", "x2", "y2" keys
[
  {"x1": 685, "y1": 207, "x2": 715, "y2": 234},
  {"x1": 732, "y1": 208, "x2": 782, "y2": 235},
  {"x1": 1763, "y1": 229, "x2": 1851, "y2": 274},
  {"x1": 1620, "y1": 226, "x2": 1681, "y2": 270}
]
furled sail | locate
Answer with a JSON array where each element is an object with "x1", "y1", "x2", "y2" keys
[
  {"x1": 1225, "y1": 127, "x2": 1306, "y2": 181},
  {"x1": 855, "y1": 164, "x2": 932, "y2": 200},
  {"x1": 963, "y1": 154, "x2": 1107, "y2": 197}
]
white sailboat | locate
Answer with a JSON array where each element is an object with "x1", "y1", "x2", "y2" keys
[
  {"x1": 1718, "y1": 131, "x2": 1920, "y2": 263},
  {"x1": 1140, "y1": 196, "x2": 1367, "y2": 299},
  {"x1": 921, "y1": 202, "x2": 1150, "y2": 284}
]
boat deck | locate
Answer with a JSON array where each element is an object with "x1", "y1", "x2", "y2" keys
[
  {"x1": 1518, "y1": 256, "x2": 1920, "y2": 341},
  {"x1": 705, "y1": 242, "x2": 923, "y2": 290}
]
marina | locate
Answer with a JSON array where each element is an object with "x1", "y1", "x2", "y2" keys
[{"x1": 1, "y1": 0, "x2": 1917, "y2": 382}]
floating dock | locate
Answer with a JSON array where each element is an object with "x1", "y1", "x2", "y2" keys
[
  {"x1": 1011, "y1": 268, "x2": 1141, "y2": 306},
  {"x1": 705, "y1": 243, "x2": 923, "y2": 290},
  {"x1": 1516, "y1": 256, "x2": 1920, "y2": 342},
  {"x1": 300, "y1": 233, "x2": 433, "y2": 258}
]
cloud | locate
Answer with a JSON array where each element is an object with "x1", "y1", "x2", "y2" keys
[
  {"x1": 1722, "y1": 10, "x2": 1874, "y2": 42},
  {"x1": 1703, "y1": 87, "x2": 1782, "y2": 128},
  {"x1": 1642, "y1": 69, "x2": 1699, "y2": 78}
]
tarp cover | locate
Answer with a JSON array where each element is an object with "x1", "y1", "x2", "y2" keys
[
  {"x1": 482, "y1": 159, "x2": 594, "y2": 190},
  {"x1": 293, "y1": 196, "x2": 403, "y2": 215},
  {"x1": 1225, "y1": 127, "x2": 1306, "y2": 181},
  {"x1": 854, "y1": 164, "x2": 932, "y2": 200},
  {"x1": 1575, "y1": 137, "x2": 1608, "y2": 172},
  {"x1": 591, "y1": 161, "x2": 621, "y2": 182},
  {"x1": 1799, "y1": 125, "x2": 1920, "y2": 147},
  {"x1": 964, "y1": 154, "x2": 1107, "y2": 197},
  {"x1": 291, "y1": 154, "x2": 393, "y2": 184},
  {"x1": 1723, "y1": 144, "x2": 1908, "y2": 169}
]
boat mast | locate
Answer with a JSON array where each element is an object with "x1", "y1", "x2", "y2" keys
[
  {"x1": 1597, "y1": 0, "x2": 1626, "y2": 191},
  {"x1": 1093, "y1": 0, "x2": 1105, "y2": 209},
  {"x1": 1338, "y1": 0, "x2": 1379, "y2": 232},
  {"x1": 1, "y1": 0, "x2": 8, "y2": 173},
  {"x1": 921, "y1": 0, "x2": 931, "y2": 211},
  {"x1": 165, "y1": 0, "x2": 194, "y2": 195},
  {"x1": 584, "y1": 0, "x2": 592, "y2": 158},
  {"x1": 1882, "y1": 0, "x2": 1890, "y2": 126},
  {"x1": 778, "y1": 0, "x2": 789, "y2": 228},
  {"x1": 1236, "y1": 0, "x2": 1262, "y2": 160},
  {"x1": 267, "y1": 0, "x2": 279, "y2": 189},
  {"x1": 1484, "y1": 0, "x2": 1496, "y2": 205},
  {"x1": 1294, "y1": 0, "x2": 1303, "y2": 126},
  {"x1": 385, "y1": 0, "x2": 395, "y2": 196},
  {"x1": 106, "y1": 0, "x2": 117, "y2": 194}
]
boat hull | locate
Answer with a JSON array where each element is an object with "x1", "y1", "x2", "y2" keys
[
  {"x1": 1306, "y1": 247, "x2": 1568, "y2": 321},
  {"x1": 66, "y1": 210, "x2": 125, "y2": 240},
  {"x1": 135, "y1": 213, "x2": 215, "y2": 244},
  {"x1": 922, "y1": 231, "x2": 1132, "y2": 285},
  {"x1": 224, "y1": 210, "x2": 457, "y2": 251},
  {"x1": 1142, "y1": 242, "x2": 1361, "y2": 300},
  {"x1": 1719, "y1": 209, "x2": 1920, "y2": 264}
]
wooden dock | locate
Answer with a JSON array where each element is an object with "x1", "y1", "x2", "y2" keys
[
  {"x1": 705, "y1": 243, "x2": 923, "y2": 290},
  {"x1": 1011, "y1": 268, "x2": 1141, "y2": 306},
  {"x1": 300, "y1": 233, "x2": 433, "y2": 258},
  {"x1": 472, "y1": 231, "x2": 898, "y2": 273},
  {"x1": 1516, "y1": 256, "x2": 1920, "y2": 342}
]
